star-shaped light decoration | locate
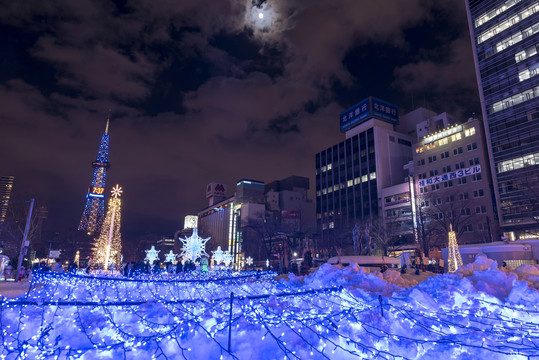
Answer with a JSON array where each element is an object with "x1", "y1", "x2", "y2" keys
[
  {"x1": 179, "y1": 228, "x2": 210, "y2": 263},
  {"x1": 245, "y1": 257, "x2": 254, "y2": 266},
  {"x1": 222, "y1": 251, "x2": 233, "y2": 267},
  {"x1": 164, "y1": 250, "x2": 177, "y2": 263},
  {"x1": 212, "y1": 246, "x2": 225, "y2": 265},
  {"x1": 111, "y1": 185, "x2": 123, "y2": 198},
  {"x1": 144, "y1": 245, "x2": 160, "y2": 264}
]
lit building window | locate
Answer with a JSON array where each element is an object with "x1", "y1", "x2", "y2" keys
[
  {"x1": 347, "y1": 180, "x2": 353, "y2": 187},
  {"x1": 474, "y1": 0, "x2": 521, "y2": 28},
  {"x1": 477, "y1": 3, "x2": 538, "y2": 44},
  {"x1": 327, "y1": 163, "x2": 332, "y2": 170},
  {"x1": 464, "y1": 127, "x2": 476, "y2": 137},
  {"x1": 495, "y1": 23, "x2": 539, "y2": 54},
  {"x1": 498, "y1": 153, "x2": 539, "y2": 173},
  {"x1": 515, "y1": 43, "x2": 538, "y2": 63},
  {"x1": 361, "y1": 175, "x2": 368, "y2": 183},
  {"x1": 489, "y1": 85, "x2": 539, "y2": 114},
  {"x1": 329, "y1": 221, "x2": 335, "y2": 229},
  {"x1": 518, "y1": 63, "x2": 539, "y2": 82},
  {"x1": 451, "y1": 133, "x2": 462, "y2": 141},
  {"x1": 369, "y1": 172, "x2": 377, "y2": 180}
]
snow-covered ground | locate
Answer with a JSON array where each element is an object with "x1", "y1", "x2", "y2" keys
[{"x1": 0, "y1": 256, "x2": 538, "y2": 359}]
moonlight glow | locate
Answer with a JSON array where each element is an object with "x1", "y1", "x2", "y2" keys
[{"x1": 246, "y1": 1, "x2": 278, "y2": 33}]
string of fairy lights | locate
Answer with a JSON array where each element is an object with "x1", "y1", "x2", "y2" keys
[{"x1": 1, "y1": 271, "x2": 538, "y2": 359}]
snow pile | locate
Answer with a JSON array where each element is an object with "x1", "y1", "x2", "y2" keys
[{"x1": 0, "y1": 257, "x2": 538, "y2": 359}]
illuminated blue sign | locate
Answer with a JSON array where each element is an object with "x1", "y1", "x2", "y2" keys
[
  {"x1": 371, "y1": 98, "x2": 399, "y2": 124},
  {"x1": 340, "y1": 97, "x2": 399, "y2": 132}
]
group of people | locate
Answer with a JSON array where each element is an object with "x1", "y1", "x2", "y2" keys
[
  {"x1": 2, "y1": 257, "x2": 214, "y2": 279},
  {"x1": 2, "y1": 261, "x2": 32, "y2": 281},
  {"x1": 120, "y1": 258, "x2": 208, "y2": 277}
]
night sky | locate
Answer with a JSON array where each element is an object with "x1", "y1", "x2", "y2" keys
[{"x1": 0, "y1": 0, "x2": 480, "y2": 242}]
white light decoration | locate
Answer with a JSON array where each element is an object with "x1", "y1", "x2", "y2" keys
[
  {"x1": 222, "y1": 251, "x2": 233, "y2": 267},
  {"x1": 179, "y1": 228, "x2": 210, "y2": 263},
  {"x1": 212, "y1": 246, "x2": 225, "y2": 265},
  {"x1": 447, "y1": 224, "x2": 463, "y2": 273},
  {"x1": 144, "y1": 245, "x2": 160, "y2": 264},
  {"x1": 246, "y1": 257, "x2": 254, "y2": 266},
  {"x1": 164, "y1": 250, "x2": 177, "y2": 263},
  {"x1": 92, "y1": 185, "x2": 123, "y2": 270},
  {"x1": 0, "y1": 259, "x2": 536, "y2": 359}
]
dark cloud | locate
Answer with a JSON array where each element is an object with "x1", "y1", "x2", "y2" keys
[{"x1": 0, "y1": 0, "x2": 480, "y2": 239}]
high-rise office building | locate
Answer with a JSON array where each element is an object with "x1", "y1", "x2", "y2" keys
[
  {"x1": 466, "y1": 0, "x2": 539, "y2": 239},
  {"x1": 315, "y1": 97, "x2": 415, "y2": 251},
  {"x1": 413, "y1": 116, "x2": 497, "y2": 245},
  {"x1": 0, "y1": 176, "x2": 14, "y2": 225}
]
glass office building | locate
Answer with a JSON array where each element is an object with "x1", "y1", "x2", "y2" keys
[{"x1": 466, "y1": 0, "x2": 539, "y2": 238}]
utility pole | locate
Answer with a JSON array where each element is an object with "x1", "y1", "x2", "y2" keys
[{"x1": 16, "y1": 199, "x2": 34, "y2": 282}]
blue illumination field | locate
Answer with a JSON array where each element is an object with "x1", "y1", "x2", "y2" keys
[{"x1": 1, "y1": 258, "x2": 538, "y2": 359}]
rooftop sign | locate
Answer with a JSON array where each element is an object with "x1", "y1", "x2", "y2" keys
[{"x1": 340, "y1": 96, "x2": 399, "y2": 132}]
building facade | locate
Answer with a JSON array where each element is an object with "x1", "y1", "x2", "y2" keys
[
  {"x1": 466, "y1": 0, "x2": 539, "y2": 239},
  {"x1": 315, "y1": 97, "x2": 415, "y2": 253},
  {"x1": 381, "y1": 181, "x2": 414, "y2": 245},
  {"x1": 263, "y1": 176, "x2": 316, "y2": 268},
  {"x1": 413, "y1": 117, "x2": 497, "y2": 246},
  {"x1": 0, "y1": 176, "x2": 14, "y2": 225},
  {"x1": 198, "y1": 179, "x2": 266, "y2": 266},
  {"x1": 198, "y1": 195, "x2": 235, "y2": 255}
]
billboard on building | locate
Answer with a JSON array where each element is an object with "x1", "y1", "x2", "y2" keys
[
  {"x1": 206, "y1": 182, "x2": 227, "y2": 199},
  {"x1": 340, "y1": 96, "x2": 399, "y2": 132},
  {"x1": 281, "y1": 210, "x2": 300, "y2": 232},
  {"x1": 418, "y1": 165, "x2": 481, "y2": 188},
  {"x1": 184, "y1": 215, "x2": 198, "y2": 229}
]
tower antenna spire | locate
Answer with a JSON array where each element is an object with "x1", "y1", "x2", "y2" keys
[
  {"x1": 79, "y1": 113, "x2": 112, "y2": 239},
  {"x1": 105, "y1": 109, "x2": 111, "y2": 134}
]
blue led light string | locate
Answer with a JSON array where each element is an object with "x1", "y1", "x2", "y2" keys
[
  {"x1": 390, "y1": 294, "x2": 539, "y2": 345},
  {"x1": 387, "y1": 303, "x2": 538, "y2": 356},
  {"x1": 3, "y1": 271, "x2": 539, "y2": 359}
]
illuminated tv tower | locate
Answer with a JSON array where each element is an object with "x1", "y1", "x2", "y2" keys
[{"x1": 78, "y1": 117, "x2": 111, "y2": 235}]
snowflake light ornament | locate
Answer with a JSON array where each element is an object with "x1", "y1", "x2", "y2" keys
[
  {"x1": 145, "y1": 245, "x2": 160, "y2": 264},
  {"x1": 212, "y1": 246, "x2": 225, "y2": 265},
  {"x1": 222, "y1": 251, "x2": 233, "y2": 267},
  {"x1": 179, "y1": 228, "x2": 210, "y2": 263},
  {"x1": 164, "y1": 250, "x2": 177, "y2": 263},
  {"x1": 246, "y1": 257, "x2": 254, "y2": 266}
]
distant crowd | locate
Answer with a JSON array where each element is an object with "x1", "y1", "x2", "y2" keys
[{"x1": 0, "y1": 257, "x2": 212, "y2": 279}]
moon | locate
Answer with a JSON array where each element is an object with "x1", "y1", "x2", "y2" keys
[{"x1": 258, "y1": 12, "x2": 264, "y2": 19}]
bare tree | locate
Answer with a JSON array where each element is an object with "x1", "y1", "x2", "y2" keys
[
  {"x1": 368, "y1": 217, "x2": 398, "y2": 256},
  {"x1": 0, "y1": 201, "x2": 46, "y2": 263},
  {"x1": 415, "y1": 188, "x2": 481, "y2": 250}
]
